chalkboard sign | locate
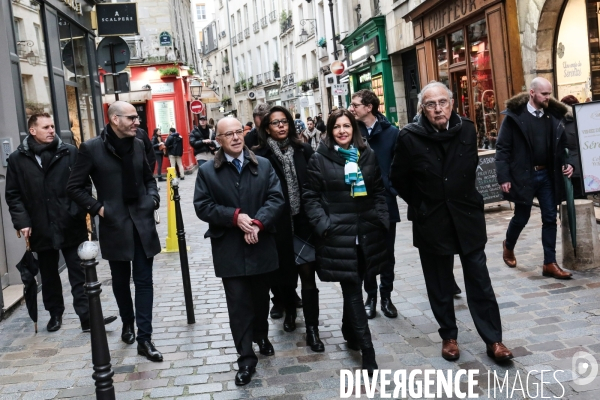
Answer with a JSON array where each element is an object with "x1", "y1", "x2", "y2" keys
[{"x1": 476, "y1": 151, "x2": 503, "y2": 204}]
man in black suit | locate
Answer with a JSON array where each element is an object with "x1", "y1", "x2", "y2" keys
[{"x1": 67, "y1": 101, "x2": 163, "y2": 362}]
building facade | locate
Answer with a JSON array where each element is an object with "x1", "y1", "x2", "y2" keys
[{"x1": 1, "y1": 0, "x2": 105, "y2": 315}]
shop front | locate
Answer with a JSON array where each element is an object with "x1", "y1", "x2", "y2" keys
[
  {"x1": 341, "y1": 16, "x2": 399, "y2": 126},
  {"x1": 1, "y1": 0, "x2": 104, "y2": 313},
  {"x1": 404, "y1": 0, "x2": 524, "y2": 148}
]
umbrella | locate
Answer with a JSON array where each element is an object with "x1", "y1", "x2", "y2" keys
[
  {"x1": 15, "y1": 235, "x2": 39, "y2": 333},
  {"x1": 563, "y1": 148, "x2": 577, "y2": 257}
]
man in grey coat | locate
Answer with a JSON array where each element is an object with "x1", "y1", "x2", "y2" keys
[
  {"x1": 194, "y1": 117, "x2": 284, "y2": 386},
  {"x1": 67, "y1": 101, "x2": 162, "y2": 362}
]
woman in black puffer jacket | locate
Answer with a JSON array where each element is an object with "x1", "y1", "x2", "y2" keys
[{"x1": 303, "y1": 109, "x2": 389, "y2": 376}]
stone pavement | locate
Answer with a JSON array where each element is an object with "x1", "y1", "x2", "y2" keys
[{"x1": 0, "y1": 175, "x2": 599, "y2": 400}]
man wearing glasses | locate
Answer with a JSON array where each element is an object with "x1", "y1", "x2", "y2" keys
[
  {"x1": 68, "y1": 101, "x2": 163, "y2": 362},
  {"x1": 390, "y1": 82, "x2": 513, "y2": 363},
  {"x1": 350, "y1": 89, "x2": 400, "y2": 320},
  {"x1": 194, "y1": 117, "x2": 284, "y2": 386}
]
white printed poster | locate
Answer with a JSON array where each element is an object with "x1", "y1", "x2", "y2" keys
[{"x1": 573, "y1": 102, "x2": 600, "y2": 193}]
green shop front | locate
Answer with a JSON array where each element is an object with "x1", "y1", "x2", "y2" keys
[{"x1": 341, "y1": 16, "x2": 398, "y2": 125}]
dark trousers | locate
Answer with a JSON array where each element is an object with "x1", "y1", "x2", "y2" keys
[
  {"x1": 505, "y1": 170, "x2": 557, "y2": 264},
  {"x1": 341, "y1": 246, "x2": 373, "y2": 350},
  {"x1": 38, "y1": 245, "x2": 88, "y2": 321},
  {"x1": 418, "y1": 247, "x2": 502, "y2": 345},
  {"x1": 364, "y1": 222, "x2": 396, "y2": 298},
  {"x1": 197, "y1": 159, "x2": 207, "y2": 166},
  {"x1": 108, "y1": 228, "x2": 154, "y2": 343},
  {"x1": 222, "y1": 273, "x2": 270, "y2": 368},
  {"x1": 155, "y1": 154, "x2": 163, "y2": 177}
]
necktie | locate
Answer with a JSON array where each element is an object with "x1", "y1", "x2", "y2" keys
[
  {"x1": 232, "y1": 158, "x2": 242, "y2": 173},
  {"x1": 534, "y1": 110, "x2": 541, "y2": 118}
]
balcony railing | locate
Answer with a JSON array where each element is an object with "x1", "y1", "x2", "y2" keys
[
  {"x1": 318, "y1": 45, "x2": 328, "y2": 60},
  {"x1": 263, "y1": 71, "x2": 272, "y2": 84},
  {"x1": 253, "y1": 21, "x2": 259, "y2": 33},
  {"x1": 244, "y1": 28, "x2": 250, "y2": 38},
  {"x1": 232, "y1": 35, "x2": 237, "y2": 45},
  {"x1": 222, "y1": 65, "x2": 230, "y2": 74},
  {"x1": 280, "y1": 16, "x2": 293, "y2": 34},
  {"x1": 269, "y1": 11, "x2": 276, "y2": 22},
  {"x1": 125, "y1": 39, "x2": 143, "y2": 60},
  {"x1": 261, "y1": 16, "x2": 268, "y2": 28},
  {"x1": 238, "y1": 32, "x2": 243, "y2": 42},
  {"x1": 287, "y1": 73, "x2": 294, "y2": 86},
  {"x1": 256, "y1": 74, "x2": 263, "y2": 86},
  {"x1": 282, "y1": 73, "x2": 294, "y2": 86}
]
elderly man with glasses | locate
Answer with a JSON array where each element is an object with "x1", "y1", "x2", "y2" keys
[
  {"x1": 390, "y1": 82, "x2": 513, "y2": 363},
  {"x1": 194, "y1": 117, "x2": 285, "y2": 386},
  {"x1": 67, "y1": 101, "x2": 163, "y2": 362}
]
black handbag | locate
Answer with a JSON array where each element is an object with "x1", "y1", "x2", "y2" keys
[{"x1": 293, "y1": 234, "x2": 315, "y2": 265}]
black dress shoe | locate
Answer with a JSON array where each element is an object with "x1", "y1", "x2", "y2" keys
[
  {"x1": 137, "y1": 341, "x2": 163, "y2": 362},
  {"x1": 235, "y1": 366, "x2": 255, "y2": 386},
  {"x1": 256, "y1": 338, "x2": 274, "y2": 356},
  {"x1": 294, "y1": 291, "x2": 303, "y2": 308},
  {"x1": 121, "y1": 321, "x2": 136, "y2": 344},
  {"x1": 81, "y1": 315, "x2": 118, "y2": 332},
  {"x1": 283, "y1": 310, "x2": 296, "y2": 332},
  {"x1": 380, "y1": 297, "x2": 398, "y2": 318},
  {"x1": 364, "y1": 296, "x2": 376, "y2": 319},
  {"x1": 270, "y1": 302, "x2": 284, "y2": 319},
  {"x1": 47, "y1": 315, "x2": 62, "y2": 332},
  {"x1": 306, "y1": 326, "x2": 325, "y2": 352}
]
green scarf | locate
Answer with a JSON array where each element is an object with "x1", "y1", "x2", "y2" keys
[{"x1": 335, "y1": 145, "x2": 367, "y2": 197}]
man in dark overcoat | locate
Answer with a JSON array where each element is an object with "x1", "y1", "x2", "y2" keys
[
  {"x1": 6, "y1": 113, "x2": 116, "y2": 332},
  {"x1": 194, "y1": 117, "x2": 285, "y2": 386},
  {"x1": 390, "y1": 81, "x2": 512, "y2": 363},
  {"x1": 67, "y1": 101, "x2": 163, "y2": 362},
  {"x1": 495, "y1": 77, "x2": 574, "y2": 279},
  {"x1": 350, "y1": 89, "x2": 400, "y2": 319}
]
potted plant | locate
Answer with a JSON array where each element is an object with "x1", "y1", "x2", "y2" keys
[
  {"x1": 241, "y1": 79, "x2": 247, "y2": 90},
  {"x1": 317, "y1": 37, "x2": 327, "y2": 48},
  {"x1": 248, "y1": 77, "x2": 254, "y2": 88},
  {"x1": 311, "y1": 76, "x2": 319, "y2": 89},
  {"x1": 159, "y1": 66, "x2": 180, "y2": 78},
  {"x1": 221, "y1": 95, "x2": 232, "y2": 106},
  {"x1": 273, "y1": 61, "x2": 280, "y2": 79},
  {"x1": 234, "y1": 82, "x2": 241, "y2": 93},
  {"x1": 298, "y1": 80, "x2": 310, "y2": 92}
]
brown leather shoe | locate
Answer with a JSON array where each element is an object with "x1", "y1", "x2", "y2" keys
[
  {"x1": 441, "y1": 339, "x2": 460, "y2": 361},
  {"x1": 486, "y1": 342, "x2": 513, "y2": 361},
  {"x1": 542, "y1": 263, "x2": 572, "y2": 279},
  {"x1": 502, "y1": 240, "x2": 517, "y2": 268}
]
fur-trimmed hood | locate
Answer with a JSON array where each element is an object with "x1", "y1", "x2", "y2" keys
[
  {"x1": 504, "y1": 92, "x2": 568, "y2": 118},
  {"x1": 213, "y1": 145, "x2": 258, "y2": 169}
]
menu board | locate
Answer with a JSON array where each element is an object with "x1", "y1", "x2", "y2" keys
[
  {"x1": 573, "y1": 102, "x2": 600, "y2": 193},
  {"x1": 154, "y1": 100, "x2": 176, "y2": 134},
  {"x1": 476, "y1": 151, "x2": 503, "y2": 203}
]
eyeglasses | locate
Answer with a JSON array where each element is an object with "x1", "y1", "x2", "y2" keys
[
  {"x1": 348, "y1": 103, "x2": 364, "y2": 109},
  {"x1": 269, "y1": 119, "x2": 289, "y2": 126},
  {"x1": 218, "y1": 129, "x2": 244, "y2": 139},
  {"x1": 117, "y1": 115, "x2": 140, "y2": 122},
  {"x1": 423, "y1": 99, "x2": 450, "y2": 110}
]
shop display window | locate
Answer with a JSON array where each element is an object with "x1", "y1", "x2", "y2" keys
[
  {"x1": 13, "y1": 0, "x2": 53, "y2": 119},
  {"x1": 371, "y1": 75, "x2": 385, "y2": 117},
  {"x1": 450, "y1": 29, "x2": 466, "y2": 64},
  {"x1": 435, "y1": 36, "x2": 449, "y2": 87}
]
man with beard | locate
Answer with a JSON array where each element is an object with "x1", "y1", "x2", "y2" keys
[
  {"x1": 496, "y1": 77, "x2": 574, "y2": 279},
  {"x1": 6, "y1": 113, "x2": 116, "y2": 332},
  {"x1": 302, "y1": 118, "x2": 320, "y2": 151},
  {"x1": 390, "y1": 82, "x2": 512, "y2": 363}
]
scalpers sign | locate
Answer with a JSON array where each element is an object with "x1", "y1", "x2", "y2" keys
[
  {"x1": 424, "y1": 0, "x2": 489, "y2": 39},
  {"x1": 60, "y1": 0, "x2": 83, "y2": 15}
]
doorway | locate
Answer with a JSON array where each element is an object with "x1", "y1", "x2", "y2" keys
[
  {"x1": 402, "y1": 49, "x2": 420, "y2": 122},
  {"x1": 451, "y1": 71, "x2": 469, "y2": 118}
]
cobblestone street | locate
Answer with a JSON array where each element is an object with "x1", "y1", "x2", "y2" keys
[{"x1": 1, "y1": 176, "x2": 599, "y2": 400}]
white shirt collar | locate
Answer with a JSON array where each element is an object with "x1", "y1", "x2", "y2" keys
[
  {"x1": 366, "y1": 120, "x2": 377, "y2": 133},
  {"x1": 432, "y1": 121, "x2": 450, "y2": 132},
  {"x1": 224, "y1": 151, "x2": 244, "y2": 164},
  {"x1": 527, "y1": 102, "x2": 544, "y2": 117}
]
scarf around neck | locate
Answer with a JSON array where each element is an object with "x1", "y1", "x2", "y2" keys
[
  {"x1": 335, "y1": 145, "x2": 367, "y2": 197},
  {"x1": 106, "y1": 125, "x2": 139, "y2": 204},
  {"x1": 27, "y1": 135, "x2": 58, "y2": 170},
  {"x1": 267, "y1": 137, "x2": 301, "y2": 215}
]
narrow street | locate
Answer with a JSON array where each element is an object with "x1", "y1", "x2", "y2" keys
[{"x1": 0, "y1": 175, "x2": 599, "y2": 400}]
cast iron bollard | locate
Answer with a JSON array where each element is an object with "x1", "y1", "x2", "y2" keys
[
  {"x1": 78, "y1": 241, "x2": 116, "y2": 400},
  {"x1": 171, "y1": 178, "x2": 196, "y2": 324}
]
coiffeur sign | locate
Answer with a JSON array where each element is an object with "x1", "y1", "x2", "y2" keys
[{"x1": 96, "y1": 3, "x2": 139, "y2": 37}]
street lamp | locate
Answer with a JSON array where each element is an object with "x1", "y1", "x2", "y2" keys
[
  {"x1": 190, "y1": 79, "x2": 203, "y2": 99},
  {"x1": 206, "y1": 61, "x2": 212, "y2": 72},
  {"x1": 299, "y1": 19, "x2": 316, "y2": 43}
]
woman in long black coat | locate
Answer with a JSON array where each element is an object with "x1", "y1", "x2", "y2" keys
[
  {"x1": 303, "y1": 109, "x2": 389, "y2": 375},
  {"x1": 151, "y1": 128, "x2": 166, "y2": 181},
  {"x1": 253, "y1": 106, "x2": 324, "y2": 352}
]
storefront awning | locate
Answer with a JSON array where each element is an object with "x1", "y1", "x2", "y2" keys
[
  {"x1": 103, "y1": 89, "x2": 152, "y2": 104},
  {"x1": 199, "y1": 88, "x2": 221, "y2": 103}
]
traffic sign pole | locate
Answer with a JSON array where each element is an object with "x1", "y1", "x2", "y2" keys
[{"x1": 109, "y1": 43, "x2": 119, "y2": 101}]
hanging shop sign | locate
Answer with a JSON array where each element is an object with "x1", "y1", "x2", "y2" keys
[
  {"x1": 96, "y1": 3, "x2": 139, "y2": 37},
  {"x1": 160, "y1": 32, "x2": 173, "y2": 46},
  {"x1": 349, "y1": 37, "x2": 380, "y2": 66},
  {"x1": 573, "y1": 102, "x2": 600, "y2": 194}
]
